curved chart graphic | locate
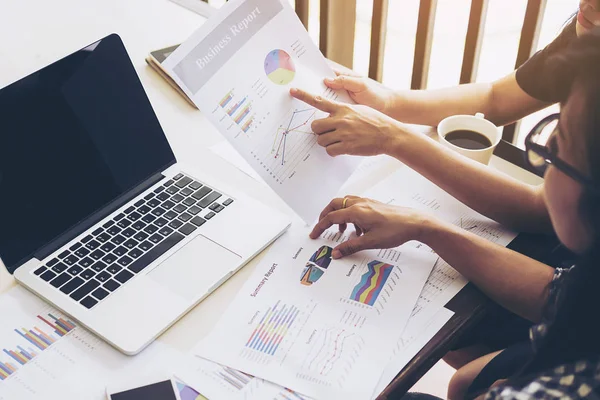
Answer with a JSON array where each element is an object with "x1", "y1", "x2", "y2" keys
[
  {"x1": 302, "y1": 328, "x2": 361, "y2": 377},
  {"x1": 300, "y1": 264, "x2": 324, "y2": 286},
  {"x1": 350, "y1": 261, "x2": 394, "y2": 306},
  {"x1": 264, "y1": 49, "x2": 296, "y2": 85},
  {"x1": 300, "y1": 246, "x2": 333, "y2": 286},
  {"x1": 309, "y1": 246, "x2": 333, "y2": 269}
]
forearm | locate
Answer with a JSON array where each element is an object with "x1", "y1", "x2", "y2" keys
[
  {"x1": 386, "y1": 83, "x2": 495, "y2": 126},
  {"x1": 386, "y1": 130, "x2": 552, "y2": 233},
  {"x1": 384, "y1": 73, "x2": 548, "y2": 127},
  {"x1": 422, "y1": 218, "x2": 554, "y2": 322}
]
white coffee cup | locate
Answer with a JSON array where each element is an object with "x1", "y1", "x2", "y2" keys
[{"x1": 437, "y1": 113, "x2": 501, "y2": 165}]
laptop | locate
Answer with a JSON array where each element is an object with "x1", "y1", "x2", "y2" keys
[{"x1": 1, "y1": 34, "x2": 290, "y2": 355}]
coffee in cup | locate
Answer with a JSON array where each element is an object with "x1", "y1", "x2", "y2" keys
[{"x1": 437, "y1": 113, "x2": 501, "y2": 165}]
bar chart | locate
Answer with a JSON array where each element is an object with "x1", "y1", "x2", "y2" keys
[
  {"x1": 0, "y1": 313, "x2": 76, "y2": 380},
  {"x1": 244, "y1": 301, "x2": 299, "y2": 357},
  {"x1": 219, "y1": 90, "x2": 256, "y2": 134}
]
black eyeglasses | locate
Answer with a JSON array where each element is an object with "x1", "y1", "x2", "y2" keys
[{"x1": 525, "y1": 113, "x2": 600, "y2": 194}]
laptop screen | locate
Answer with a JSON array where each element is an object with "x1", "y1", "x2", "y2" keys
[{"x1": 0, "y1": 34, "x2": 176, "y2": 272}]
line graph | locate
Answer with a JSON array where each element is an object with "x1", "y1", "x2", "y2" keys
[
  {"x1": 302, "y1": 328, "x2": 363, "y2": 375},
  {"x1": 271, "y1": 108, "x2": 316, "y2": 165},
  {"x1": 250, "y1": 101, "x2": 324, "y2": 184}
]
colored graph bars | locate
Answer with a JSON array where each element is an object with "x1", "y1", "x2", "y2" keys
[
  {"x1": 219, "y1": 90, "x2": 233, "y2": 108},
  {"x1": 219, "y1": 90, "x2": 254, "y2": 133},
  {"x1": 350, "y1": 261, "x2": 394, "y2": 306},
  {"x1": 241, "y1": 117, "x2": 254, "y2": 133},
  {"x1": 227, "y1": 97, "x2": 246, "y2": 117},
  {"x1": 272, "y1": 108, "x2": 316, "y2": 165},
  {"x1": 245, "y1": 301, "x2": 299, "y2": 356},
  {"x1": 234, "y1": 103, "x2": 251, "y2": 124},
  {"x1": 0, "y1": 313, "x2": 75, "y2": 380}
]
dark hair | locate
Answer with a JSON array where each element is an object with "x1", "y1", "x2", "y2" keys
[{"x1": 514, "y1": 27, "x2": 600, "y2": 380}]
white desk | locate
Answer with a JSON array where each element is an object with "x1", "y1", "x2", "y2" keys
[{"x1": 0, "y1": 0, "x2": 543, "y2": 387}]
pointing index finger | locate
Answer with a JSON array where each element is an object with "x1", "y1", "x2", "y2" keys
[{"x1": 290, "y1": 88, "x2": 337, "y2": 113}]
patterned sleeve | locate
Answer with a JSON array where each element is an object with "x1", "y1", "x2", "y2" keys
[
  {"x1": 529, "y1": 266, "x2": 573, "y2": 348},
  {"x1": 484, "y1": 361, "x2": 600, "y2": 399}
]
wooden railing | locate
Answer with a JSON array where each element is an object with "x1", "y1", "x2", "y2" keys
[{"x1": 296, "y1": 0, "x2": 549, "y2": 143}]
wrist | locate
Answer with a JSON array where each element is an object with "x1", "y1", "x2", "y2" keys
[
  {"x1": 418, "y1": 216, "x2": 457, "y2": 248},
  {"x1": 385, "y1": 90, "x2": 411, "y2": 119},
  {"x1": 382, "y1": 122, "x2": 423, "y2": 158}
]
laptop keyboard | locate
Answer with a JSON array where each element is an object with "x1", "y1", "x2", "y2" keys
[{"x1": 32, "y1": 173, "x2": 234, "y2": 310}]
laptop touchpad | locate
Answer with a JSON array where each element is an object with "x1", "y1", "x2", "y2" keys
[{"x1": 149, "y1": 235, "x2": 241, "y2": 301}]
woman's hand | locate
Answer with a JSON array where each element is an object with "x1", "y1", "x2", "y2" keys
[
  {"x1": 324, "y1": 70, "x2": 397, "y2": 114},
  {"x1": 290, "y1": 87, "x2": 411, "y2": 156},
  {"x1": 309, "y1": 196, "x2": 433, "y2": 258}
]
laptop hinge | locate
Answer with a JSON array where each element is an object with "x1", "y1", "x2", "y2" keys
[{"x1": 32, "y1": 171, "x2": 166, "y2": 264}]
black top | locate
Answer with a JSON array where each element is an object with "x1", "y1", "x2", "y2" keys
[
  {"x1": 0, "y1": 34, "x2": 175, "y2": 273},
  {"x1": 515, "y1": 19, "x2": 578, "y2": 104}
]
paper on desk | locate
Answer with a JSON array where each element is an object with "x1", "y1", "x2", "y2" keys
[
  {"x1": 175, "y1": 356, "x2": 315, "y2": 400},
  {"x1": 364, "y1": 167, "x2": 518, "y2": 318},
  {"x1": 0, "y1": 286, "x2": 193, "y2": 400},
  {"x1": 210, "y1": 140, "x2": 395, "y2": 194},
  {"x1": 164, "y1": 0, "x2": 361, "y2": 223},
  {"x1": 210, "y1": 141, "x2": 268, "y2": 185},
  {"x1": 372, "y1": 307, "x2": 455, "y2": 398},
  {"x1": 194, "y1": 226, "x2": 437, "y2": 399}
]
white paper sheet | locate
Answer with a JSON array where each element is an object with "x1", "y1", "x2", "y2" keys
[
  {"x1": 372, "y1": 308, "x2": 455, "y2": 398},
  {"x1": 0, "y1": 286, "x2": 192, "y2": 400},
  {"x1": 194, "y1": 226, "x2": 437, "y2": 399},
  {"x1": 176, "y1": 356, "x2": 314, "y2": 400},
  {"x1": 210, "y1": 139, "x2": 395, "y2": 195},
  {"x1": 364, "y1": 167, "x2": 518, "y2": 318},
  {"x1": 210, "y1": 141, "x2": 267, "y2": 185},
  {"x1": 164, "y1": 0, "x2": 361, "y2": 223}
]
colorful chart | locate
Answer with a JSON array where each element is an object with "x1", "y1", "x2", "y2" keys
[
  {"x1": 300, "y1": 264, "x2": 325, "y2": 286},
  {"x1": 264, "y1": 49, "x2": 296, "y2": 85},
  {"x1": 245, "y1": 301, "x2": 299, "y2": 356},
  {"x1": 175, "y1": 380, "x2": 207, "y2": 400},
  {"x1": 0, "y1": 313, "x2": 76, "y2": 380},
  {"x1": 299, "y1": 246, "x2": 334, "y2": 286},
  {"x1": 241, "y1": 116, "x2": 254, "y2": 133},
  {"x1": 219, "y1": 90, "x2": 234, "y2": 108},
  {"x1": 350, "y1": 261, "x2": 394, "y2": 306},
  {"x1": 309, "y1": 246, "x2": 333, "y2": 269}
]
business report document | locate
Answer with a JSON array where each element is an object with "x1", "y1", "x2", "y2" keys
[
  {"x1": 364, "y1": 166, "x2": 518, "y2": 317},
  {"x1": 193, "y1": 227, "x2": 437, "y2": 399},
  {"x1": 164, "y1": 0, "x2": 361, "y2": 223}
]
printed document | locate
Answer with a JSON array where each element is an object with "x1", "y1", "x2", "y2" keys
[
  {"x1": 365, "y1": 166, "x2": 518, "y2": 317},
  {"x1": 176, "y1": 356, "x2": 315, "y2": 400},
  {"x1": 0, "y1": 286, "x2": 189, "y2": 400},
  {"x1": 194, "y1": 227, "x2": 437, "y2": 399},
  {"x1": 164, "y1": 0, "x2": 361, "y2": 222}
]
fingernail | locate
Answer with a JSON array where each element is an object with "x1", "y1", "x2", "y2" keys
[
  {"x1": 315, "y1": 96, "x2": 322, "y2": 101},
  {"x1": 332, "y1": 250, "x2": 342, "y2": 259},
  {"x1": 290, "y1": 88, "x2": 298, "y2": 94},
  {"x1": 324, "y1": 78, "x2": 334, "y2": 83}
]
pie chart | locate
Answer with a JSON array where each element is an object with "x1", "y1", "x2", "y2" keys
[{"x1": 264, "y1": 49, "x2": 296, "y2": 85}]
